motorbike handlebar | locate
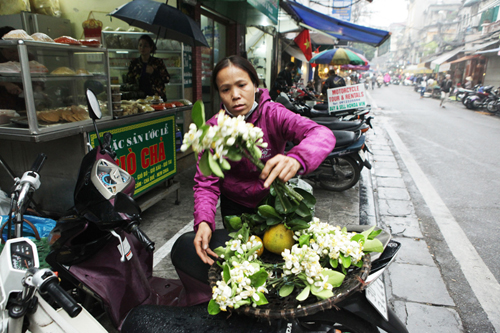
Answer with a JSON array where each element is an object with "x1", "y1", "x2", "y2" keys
[
  {"x1": 41, "y1": 277, "x2": 82, "y2": 318},
  {"x1": 131, "y1": 224, "x2": 155, "y2": 252},
  {"x1": 30, "y1": 153, "x2": 47, "y2": 174}
]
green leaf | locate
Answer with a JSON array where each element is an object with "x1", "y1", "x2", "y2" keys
[
  {"x1": 250, "y1": 214, "x2": 266, "y2": 223},
  {"x1": 299, "y1": 234, "x2": 311, "y2": 247},
  {"x1": 296, "y1": 285, "x2": 311, "y2": 301},
  {"x1": 295, "y1": 201, "x2": 312, "y2": 218},
  {"x1": 287, "y1": 219, "x2": 310, "y2": 231},
  {"x1": 294, "y1": 188, "x2": 316, "y2": 208},
  {"x1": 250, "y1": 269, "x2": 268, "y2": 288},
  {"x1": 199, "y1": 151, "x2": 212, "y2": 177},
  {"x1": 252, "y1": 145, "x2": 262, "y2": 159},
  {"x1": 207, "y1": 151, "x2": 224, "y2": 178},
  {"x1": 330, "y1": 258, "x2": 338, "y2": 268},
  {"x1": 368, "y1": 229, "x2": 382, "y2": 239},
  {"x1": 361, "y1": 226, "x2": 376, "y2": 239},
  {"x1": 213, "y1": 246, "x2": 227, "y2": 257},
  {"x1": 279, "y1": 284, "x2": 295, "y2": 297},
  {"x1": 234, "y1": 299, "x2": 251, "y2": 309},
  {"x1": 258, "y1": 205, "x2": 282, "y2": 219},
  {"x1": 220, "y1": 158, "x2": 231, "y2": 171},
  {"x1": 191, "y1": 100, "x2": 206, "y2": 128},
  {"x1": 224, "y1": 216, "x2": 242, "y2": 231},
  {"x1": 363, "y1": 239, "x2": 384, "y2": 253},
  {"x1": 322, "y1": 269, "x2": 345, "y2": 287},
  {"x1": 311, "y1": 288, "x2": 334, "y2": 300},
  {"x1": 255, "y1": 292, "x2": 268, "y2": 306},
  {"x1": 223, "y1": 264, "x2": 231, "y2": 283},
  {"x1": 208, "y1": 299, "x2": 221, "y2": 315},
  {"x1": 226, "y1": 146, "x2": 242, "y2": 161},
  {"x1": 341, "y1": 254, "x2": 351, "y2": 268},
  {"x1": 350, "y1": 234, "x2": 364, "y2": 244},
  {"x1": 265, "y1": 217, "x2": 282, "y2": 226}
]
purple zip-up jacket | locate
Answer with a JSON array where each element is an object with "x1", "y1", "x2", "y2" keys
[{"x1": 193, "y1": 88, "x2": 336, "y2": 231}]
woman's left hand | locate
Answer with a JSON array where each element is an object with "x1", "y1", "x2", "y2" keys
[
  {"x1": 146, "y1": 65, "x2": 154, "y2": 75},
  {"x1": 259, "y1": 154, "x2": 301, "y2": 188}
]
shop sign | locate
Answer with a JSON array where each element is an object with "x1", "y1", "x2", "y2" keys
[
  {"x1": 88, "y1": 116, "x2": 177, "y2": 196},
  {"x1": 247, "y1": 0, "x2": 279, "y2": 24},
  {"x1": 332, "y1": 0, "x2": 352, "y2": 22},
  {"x1": 327, "y1": 84, "x2": 366, "y2": 112}
]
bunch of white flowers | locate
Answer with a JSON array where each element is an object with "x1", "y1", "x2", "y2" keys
[
  {"x1": 282, "y1": 245, "x2": 323, "y2": 283},
  {"x1": 181, "y1": 110, "x2": 268, "y2": 176},
  {"x1": 209, "y1": 231, "x2": 269, "y2": 315},
  {"x1": 294, "y1": 218, "x2": 364, "y2": 266}
]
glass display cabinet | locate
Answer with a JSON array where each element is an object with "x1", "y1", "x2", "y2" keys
[
  {"x1": 0, "y1": 39, "x2": 111, "y2": 140},
  {"x1": 102, "y1": 31, "x2": 184, "y2": 102}
]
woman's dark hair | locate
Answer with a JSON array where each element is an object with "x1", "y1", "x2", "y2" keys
[
  {"x1": 139, "y1": 35, "x2": 156, "y2": 53},
  {"x1": 212, "y1": 55, "x2": 259, "y2": 91}
]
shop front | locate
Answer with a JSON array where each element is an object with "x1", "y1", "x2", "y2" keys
[{"x1": 0, "y1": 1, "x2": 208, "y2": 214}]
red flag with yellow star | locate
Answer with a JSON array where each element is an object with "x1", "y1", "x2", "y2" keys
[{"x1": 294, "y1": 29, "x2": 312, "y2": 61}]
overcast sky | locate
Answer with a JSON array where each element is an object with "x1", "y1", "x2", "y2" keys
[{"x1": 361, "y1": 0, "x2": 409, "y2": 29}]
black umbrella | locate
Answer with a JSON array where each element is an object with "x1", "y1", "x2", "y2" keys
[{"x1": 108, "y1": 0, "x2": 209, "y2": 47}]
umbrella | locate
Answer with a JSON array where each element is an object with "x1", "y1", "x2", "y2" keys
[
  {"x1": 108, "y1": 0, "x2": 209, "y2": 47},
  {"x1": 309, "y1": 48, "x2": 366, "y2": 66},
  {"x1": 352, "y1": 52, "x2": 369, "y2": 66}
]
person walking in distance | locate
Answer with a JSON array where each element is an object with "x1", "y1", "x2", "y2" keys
[{"x1": 440, "y1": 74, "x2": 453, "y2": 108}]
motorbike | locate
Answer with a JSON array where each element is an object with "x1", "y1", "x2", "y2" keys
[
  {"x1": 486, "y1": 91, "x2": 500, "y2": 113},
  {"x1": 455, "y1": 85, "x2": 477, "y2": 104},
  {"x1": 391, "y1": 78, "x2": 400, "y2": 85},
  {"x1": 361, "y1": 78, "x2": 370, "y2": 90},
  {"x1": 431, "y1": 86, "x2": 441, "y2": 99},
  {"x1": 46, "y1": 89, "x2": 406, "y2": 333},
  {"x1": 464, "y1": 85, "x2": 495, "y2": 110},
  {"x1": 0, "y1": 153, "x2": 107, "y2": 332}
]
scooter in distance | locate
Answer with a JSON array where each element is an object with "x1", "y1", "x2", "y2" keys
[{"x1": 0, "y1": 153, "x2": 107, "y2": 333}]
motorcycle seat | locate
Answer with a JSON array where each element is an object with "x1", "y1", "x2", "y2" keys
[
  {"x1": 313, "y1": 118, "x2": 363, "y2": 131},
  {"x1": 331, "y1": 130, "x2": 358, "y2": 149}
]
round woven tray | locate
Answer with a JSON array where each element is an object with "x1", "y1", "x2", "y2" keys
[{"x1": 208, "y1": 252, "x2": 371, "y2": 320}]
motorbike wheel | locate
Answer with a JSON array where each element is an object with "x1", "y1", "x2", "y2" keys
[
  {"x1": 318, "y1": 156, "x2": 360, "y2": 192},
  {"x1": 297, "y1": 308, "x2": 378, "y2": 333},
  {"x1": 465, "y1": 98, "x2": 475, "y2": 110},
  {"x1": 462, "y1": 94, "x2": 469, "y2": 105},
  {"x1": 487, "y1": 100, "x2": 498, "y2": 113}
]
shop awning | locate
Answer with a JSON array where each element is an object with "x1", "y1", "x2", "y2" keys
[
  {"x1": 283, "y1": 45, "x2": 308, "y2": 62},
  {"x1": 447, "y1": 55, "x2": 481, "y2": 64},
  {"x1": 476, "y1": 47, "x2": 500, "y2": 54},
  {"x1": 465, "y1": 40, "x2": 499, "y2": 53},
  {"x1": 430, "y1": 47, "x2": 464, "y2": 71},
  {"x1": 280, "y1": 1, "x2": 391, "y2": 47}
]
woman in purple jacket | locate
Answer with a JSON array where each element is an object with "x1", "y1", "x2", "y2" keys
[{"x1": 171, "y1": 55, "x2": 335, "y2": 289}]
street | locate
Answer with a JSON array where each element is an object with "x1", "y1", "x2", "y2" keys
[{"x1": 368, "y1": 84, "x2": 500, "y2": 332}]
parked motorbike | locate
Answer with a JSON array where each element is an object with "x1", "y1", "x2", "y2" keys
[
  {"x1": 0, "y1": 153, "x2": 107, "y2": 332},
  {"x1": 464, "y1": 85, "x2": 495, "y2": 110},
  {"x1": 391, "y1": 78, "x2": 400, "y2": 85},
  {"x1": 431, "y1": 86, "x2": 441, "y2": 99},
  {"x1": 486, "y1": 91, "x2": 500, "y2": 113},
  {"x1": 455, "y1": 86, "x2": 476, "y2": 104}
]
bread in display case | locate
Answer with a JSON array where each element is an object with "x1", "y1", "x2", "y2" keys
[{"x1": 0, "y1": 39, "x2": 111, "y2": 137}]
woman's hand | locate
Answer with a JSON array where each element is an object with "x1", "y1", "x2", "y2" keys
[
  {"x1": 146, "y1": 65, "x2": 154, "y2": 75},
  {"x1": 3, "y1": 82, "x2": 22, "y2": 95},
  {"x1": 194, "y1": 222, "x2": 218, "y2": 265},
  {"x1": 259, "y1": 154, "x2": 301, "y2": 188}
]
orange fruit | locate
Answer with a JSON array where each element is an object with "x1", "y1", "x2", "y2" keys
[{"x1": 263, "y1": 224, "x2": 295, "y2": 255}]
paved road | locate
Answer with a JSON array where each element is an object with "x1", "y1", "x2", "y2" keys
[{"x1": 368, "y1": 84, "x2": 500, "y2": 332}]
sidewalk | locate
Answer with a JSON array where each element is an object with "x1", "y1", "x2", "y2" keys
[{"x1": 365, "y1": 119, "x2": 463, "y2": 332}]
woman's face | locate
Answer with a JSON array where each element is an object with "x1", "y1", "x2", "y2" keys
[
  {"x1": 138, "y1": 39, "x2": 152, "y2": 57},
  {"x1": 216, "y1": 65, "x2": 257, "y2": 117}
]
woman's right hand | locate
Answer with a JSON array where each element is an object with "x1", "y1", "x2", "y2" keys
[
  {"x1": 194, "y1": 222, "x2": 218, "y2": 265},
  {"x1": 2, "y1": 82, "x2": 22, "y2": 95}
]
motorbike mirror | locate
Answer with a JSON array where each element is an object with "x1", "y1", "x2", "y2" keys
[
  {"x1": 114, "y1": 192, "x2": 142, "y2": 217},
  {"x1": 86, "y1": 88, "x2": 102, "y2": 120}
]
